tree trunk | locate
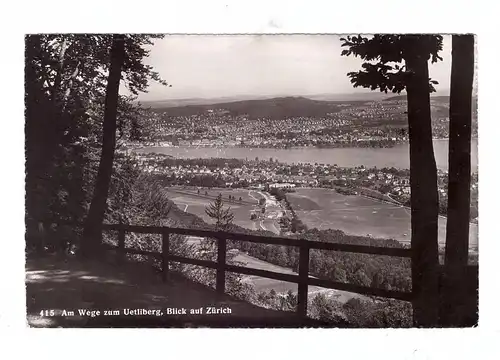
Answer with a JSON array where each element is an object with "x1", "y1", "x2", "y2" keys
[
  {"x1": 51, "y1": 38, "x2": 68, "y2": 108},
  {"x1": 82, "y1": 35, "x2": 125, "y2": 256},
  {"x1": 25, "y1": 35, "x2": 45, "y2": 251},
  {"x1": 404, "y1": 36, "x2": 440, "y2": 327},
  {"x1": 26, "y1": 37, "x2": 59, "y2": 224},
  {"x1": 442, "y1": 34, "x2": 475, "y2": 326}
]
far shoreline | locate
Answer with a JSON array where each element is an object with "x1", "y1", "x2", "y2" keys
[{"x1": 129, "y1": 137, "x2": 478, "y2": 150}]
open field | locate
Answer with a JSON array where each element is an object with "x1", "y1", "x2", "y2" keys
[
  {"x1": 288, "y1": 188, "x2": 478, "y2": 251},
  {"x1": 168, "y1": 187, "x2": 263, "y2": 204},
  {"x1": 233, "y1": 252, "x2": 365, "y2": 303},
  {"x1": 164, "y1": 188, "x2": 274, "y2": 231},
  {"x1": 164, "y1": 189, "x2": 257, "y2": 229}
]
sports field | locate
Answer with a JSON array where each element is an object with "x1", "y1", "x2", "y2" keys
[
  {"x1": 287, "y1": 188, "x2": 478, "y2": 251},
  {"x1": 164, "y1": 188, "x2": 266, "y2": 230},
  {"x1": 167, "y1": 187, "x2": 263, "y2": 204},
  {"x1": 172, "y1": 188, "x2": 367, "y2": 301}
]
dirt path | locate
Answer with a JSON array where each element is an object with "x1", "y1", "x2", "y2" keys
[{"x1": 25, "y1": 255, "x2": 299, "y2": 328}]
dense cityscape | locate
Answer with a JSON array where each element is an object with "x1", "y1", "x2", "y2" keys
[{"x1": 134, "y1": 97, "x2": 478, "y2": 149}]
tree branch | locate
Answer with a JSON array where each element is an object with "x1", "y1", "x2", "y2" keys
[
  {"x1": 62, "y1": 61, "x2": 81, "y2": 108},
  {"x1": 51, "y1": 38, "x2": 68, "y2": 106}
]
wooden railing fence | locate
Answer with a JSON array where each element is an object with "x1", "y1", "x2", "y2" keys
[
  {"x1": 30, "y1": 219, "x2": 479, "y2": 326},
  {"x1": 102, "y1": 223, "x2": 413, "y2": 318}
]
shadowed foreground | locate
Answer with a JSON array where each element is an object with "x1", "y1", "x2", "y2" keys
[{"x1": 26, "y1": 254, "x2": 332, "y2": 328}]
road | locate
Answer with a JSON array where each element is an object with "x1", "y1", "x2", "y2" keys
[{"x1": 248, "y1": 190, "x2": 282, "y2": 234}]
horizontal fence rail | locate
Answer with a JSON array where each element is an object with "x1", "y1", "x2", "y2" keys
[
  {"x1": 101, "y1": 223, "x2": 412, "y2": 257},
  {"x1": 34, "y1": 220, "x2": 414, "y2": 317}
]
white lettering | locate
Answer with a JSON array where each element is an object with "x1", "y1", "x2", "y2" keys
[{"x1": 77, "y1": 309, "x2": 100, "y2": 318}]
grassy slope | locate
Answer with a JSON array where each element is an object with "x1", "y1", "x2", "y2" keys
[{"x1": 287, "y1": 188, "x2": 478, "y2": 250}]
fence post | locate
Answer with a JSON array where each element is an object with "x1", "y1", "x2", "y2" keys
[
  {"x1": 216, "y1": 236, "x2": 227, "y2": 294},
  {"x1": 117, "y1": 223, "x2": 125, "y2": 265},
  {"x1": 297, "y1": 242, "x2": 310, "y2": 318},
  {"x1": 162, "y1": 231, "x2": 170, "y2": 283}
]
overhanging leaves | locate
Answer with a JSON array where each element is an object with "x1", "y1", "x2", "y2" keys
[{"x1": 340, "y1": 34, "x2": 443, "y2": 93}]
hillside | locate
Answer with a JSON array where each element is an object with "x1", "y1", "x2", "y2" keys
[
  {"x1": 383, "y1": 95, "x2": 407, "y2": 102},
  {"x1": 150, "y1": 96, "x2": 351, "y2": 119},
  {"x1": 142, "y1": 92, "x2": 393, "y2": 109},
  {"x1": 383, "y1": 94, "x2": 465, "y2": 102},
  {"x1": 307, "y1": 92, "x2": 393, "y2": 102},
  {"x1": 141, "y1": 95, "x2": 274, "y2": 109},
  {"x1": 383, "y1": 94, "x2": 477, "y2": 114}
]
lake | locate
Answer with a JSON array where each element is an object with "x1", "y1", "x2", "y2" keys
[{"x1": 137, "y1": 139, "x2": 478, "y2": 171}]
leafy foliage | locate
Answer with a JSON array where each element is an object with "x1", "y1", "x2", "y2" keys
[
  {"x1": 231, "y1": 227, "x2": 411, "y2": 293},
  {"x1": 25, "y1": 34, "x2": 168, "y2": 253},
  {"x1": 339, "y1": 35, "x2": 443, "y2": 94},
  {"x1": 255, "y1": 288, "x2": 412, "y2": 328}
]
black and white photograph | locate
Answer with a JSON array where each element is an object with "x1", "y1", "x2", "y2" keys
[{"x1": 24, "y1": 33, "x2": 479, "y2": 329}]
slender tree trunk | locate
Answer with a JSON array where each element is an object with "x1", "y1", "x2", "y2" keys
[
  {"x1": 82, "y1": 35, "x2": 125, "y2": 256},
  {"x1": 26, "y1": 37, "x2": 58, "y2": 221},
  {"x1": 51, "y1": 38, "x2": 68, "y2": 108},
  {"x1": 25, "y1": 35, "x2": 40, "y2": 206},
  {"x1": 26, "y1": 35, "x2": 44, "y2": 251},
  {"x1": 404, "y1": 36, "x2": 440, "y2": 327},
  {"x1": 442, "y1": 34, "x2": 475, "y2": 326}
]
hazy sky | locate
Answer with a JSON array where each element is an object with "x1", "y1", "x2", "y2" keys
[{"x1": 128, "y1": 35, "x2": 453, "y2": 101}]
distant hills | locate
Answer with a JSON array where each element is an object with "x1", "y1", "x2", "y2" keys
[
  {"x1": 384, "y1": 94, "x2": 477, "y2": 108},
  {"x1": 148, "y1": 96, "x2": 356, "y2": 119},
  {"x1": 141, "y1": 90, "x2": 458, "y2": 109},
  {"x1": 142, "y1": 91, "x2": 475, "y2": 119},
  {"x1": 140, "y1": 95, "x2": 271, "y2": 109},
  {"x1": 305, "y1": 92, "x2": 393, "y2": 102},
  {"x1": 384, "y1": 94, "x2": 451, "y2": 102},
  {"x1": 142, "y1": 92, "x2": 404, "y2": 119},
  {"x1": 141, "y1": 92, "x2": 396, "y2": 110},
  {"x1": 383, "y1": 95, "x2": 408, "y2": 102}
]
